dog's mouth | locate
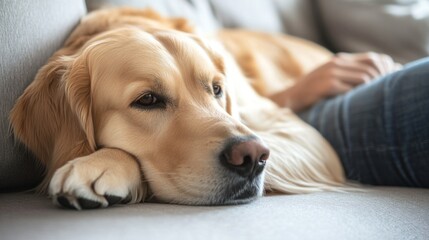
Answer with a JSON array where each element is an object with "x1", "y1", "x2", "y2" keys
[
  {"x1": 189, "y1": 174, "x2": 266, "y2": 206},
  {"x1": 145, "y1": 173, "x2": 264, "y2": 206},
  {"x1": 216, "y1": 174, "x2": 265, "y2": 205}
]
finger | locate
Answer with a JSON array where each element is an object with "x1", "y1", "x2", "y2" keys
[
  {"x1": 335, "y1": 55, "x2": 379, "y2": 79},
  {"x1": 394, "y1": 63, "x2": 403, "y2": 71},
  {"x1": 380, "y1": 54, "x2": 396, "y2": 74},
  {"x1": 339, "y1": 52, "x2": 386, "y2": 75},
  {"x1": 333, "y1": 69, "x2": 371, "y2": 86}
]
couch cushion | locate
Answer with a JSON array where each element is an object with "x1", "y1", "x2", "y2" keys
[
  {"x1": 273, "y1": 0, "x2": 325, "y2": 44},
  {"x1": 209, "y1": 0, "x2": 285, "y2": 32},
  {"x1": 0, "y1": 0, "x2": 86, "y2": 191},
  {"x1": 1, "y1": 187, "x2": 428, "y2": 239},
  {"x1": 86, "y1": 0, "x2": 220, "y2": 33},
  {"x1": 210, "y1": 0, "x2": 324, "y2": 44},
  {"x1": 317, "y1": 0, "x2": 429, "y2": 63}
]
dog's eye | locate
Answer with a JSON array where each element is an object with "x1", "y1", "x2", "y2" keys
[
  {"x1": 213, "y1": 84, "x2": 223, "y2": 98},
  {"x1": 132, "y1": 93, "x2": 166, "y2": 110}
]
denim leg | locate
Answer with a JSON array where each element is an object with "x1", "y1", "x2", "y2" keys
[{"x1": 299, "y1": 58, "x2": 429, "y2": 187}]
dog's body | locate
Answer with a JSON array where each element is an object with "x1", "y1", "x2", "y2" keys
[{"x1": 10, "y1": 8, "x2": 345, "y2": 209}]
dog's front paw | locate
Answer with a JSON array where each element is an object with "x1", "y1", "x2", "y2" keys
[{"x1": 49, "y1": 150, "x2": 144, "y2": 210}]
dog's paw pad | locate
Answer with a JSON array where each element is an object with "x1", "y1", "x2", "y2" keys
[
  {"x1": 78, "y1": 198, "x2": 102, "y2": 209},
  {"x1": 57, "y1": 196, "x2": 75, "y2": 210},
  {"x1": 105, "y1": 195, "x2": 123, "y2": 206}
]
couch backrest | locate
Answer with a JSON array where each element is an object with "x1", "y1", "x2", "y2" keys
[{"x1": 0, "y1": 0, "x2": 86, "y2": 192}]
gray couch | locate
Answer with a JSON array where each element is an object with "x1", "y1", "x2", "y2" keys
[{"x1": 1, "y1": 0, "x2": 428, "y2": 239}]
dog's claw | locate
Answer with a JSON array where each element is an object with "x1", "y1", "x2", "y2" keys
[
  {"x1": 77, "y1": 198, "x2": 102, "y2": 209},
  {"x1": 121, "y1": 194, "x2": 132, "y2": 204},
  {"x1": 105, "y1": 195, "x2": 122, "y2": 206},
  {"x1": 49, "y1": 150, "x2": 143, "y2": 210},
  {"x1": 57, "y1": 196, "x2": 75, "y2": 209},
  {"x1": 55, "y1": 195, "x2": 109, "y2": 210}
]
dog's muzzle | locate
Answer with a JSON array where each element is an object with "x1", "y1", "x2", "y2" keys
[{"x1": 213, "y1": 136, "x2": 270, "y2": 204}]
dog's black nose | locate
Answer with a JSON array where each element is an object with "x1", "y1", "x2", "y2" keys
[{"x1": 220, "y1": 137, "x2": 270, "y2": 178}]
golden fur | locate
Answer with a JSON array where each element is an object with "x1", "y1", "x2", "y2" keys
[{"x1": 10, "y1": 8, "x2": 345, "y2": 208}]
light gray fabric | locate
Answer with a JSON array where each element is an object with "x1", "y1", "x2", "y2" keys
[
  {"x1": 0, "y1": 0, "x2": 86, "y2": 191},
  {"x1": 1, "y1": 187, "x2": 428, "y2": 240},
  {"x1": 317, "y1": 0, "x2": 429, "y2": 63},
  {"x1": 210, "y1": 0, "x2": 286, "y2": 32},
  {"x1": 86, "y1": 0, "x2": 220, "y2": 33},
  {"x1": 210, "y1": 0, "x2": 323, "y2": 44},
  {"x1": 273, "y1": 0, "x2": 324, "y2": 44}
]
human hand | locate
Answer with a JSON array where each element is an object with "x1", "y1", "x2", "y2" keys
[{"x1": 270, "y1": 52, "x2": 402, "y2": 112}]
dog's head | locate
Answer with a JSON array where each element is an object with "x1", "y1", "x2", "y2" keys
[{"x1": 10, "y1": 8, "x2": 269, "y2": 205}]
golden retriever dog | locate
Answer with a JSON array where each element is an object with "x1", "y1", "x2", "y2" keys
[{"x1": 10, "y1": 8, "x2": 345, "y2": 210}]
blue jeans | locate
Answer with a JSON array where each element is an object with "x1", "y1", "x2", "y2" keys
[{"x1": 299, "y1": 58, "x2": 429, "y2": 188}]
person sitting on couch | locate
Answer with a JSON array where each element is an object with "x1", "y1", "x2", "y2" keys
[{"x1": 271, "y1": 52, "x2": 429, "y2": 188}]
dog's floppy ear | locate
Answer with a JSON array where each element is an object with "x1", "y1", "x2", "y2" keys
[
  {"x1": 10, "y1": 50, "x2": 95, "y2": 191},
  {"x1": 61, "y1": 54, "x2": 96, "y2": 151}
]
